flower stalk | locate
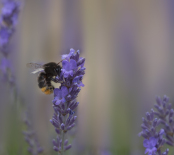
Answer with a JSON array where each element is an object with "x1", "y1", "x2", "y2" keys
[{"x1": 50, "y1": 48, "x2": 85, "y2": 154}]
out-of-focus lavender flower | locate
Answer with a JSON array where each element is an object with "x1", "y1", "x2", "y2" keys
[
  {"x1": 143, "y1": 137, "x2": 157, "y2": 155},
  {"x1": 139, "y1": 95, "x2": 174, "y2": 155},
  {"x1": 50, "y1": 48, "x2": 85, "y2": 154},
  {"x1": 23, "y1": 115, "x2": 43, "y2": 155},
  {"x1": 0, "y1": 0, "x2": 20, "y2": 52},
  {"x1": 0, "y1": 0, "x2": 20, "y2": 83}
]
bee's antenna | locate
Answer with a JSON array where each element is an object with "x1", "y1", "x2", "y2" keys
[{"x1": 57, "y1": 59, "x2": 66, "y2": 65}]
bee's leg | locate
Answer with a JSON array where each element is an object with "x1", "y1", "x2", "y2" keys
[
  {"x1": 51, "y1": 77, "x2": 63, "y2": 83},
  {"x1": 51, "y1": 77, "x2": 58, "y2": 83}
]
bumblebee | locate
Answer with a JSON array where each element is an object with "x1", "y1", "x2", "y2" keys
[{"x1": 27, "y1": 62, "x2": 62, "y2": 94}]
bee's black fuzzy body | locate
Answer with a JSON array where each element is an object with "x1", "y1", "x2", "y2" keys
[{"x1": 38, "y1": 62, "x2": 61, "y2": 94}]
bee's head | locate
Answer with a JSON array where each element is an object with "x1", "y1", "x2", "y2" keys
[{"x1": 55, "y1": 65, "x2": 62, "y2": 76}]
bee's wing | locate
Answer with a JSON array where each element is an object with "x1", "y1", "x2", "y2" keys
[
  {"x1": 31, "y1": 68, "x2": 44, "y2": 74},
  {"x1": 26, "y1": 63, "x2": 44, "y2": 74},
  {"x1": 26, "y1": 63, "x2": 44, "y2": 69}
]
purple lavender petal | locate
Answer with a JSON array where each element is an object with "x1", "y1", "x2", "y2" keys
[
  {"x1": 61, "y1": 86, "x2": 69, "y2": 97},
  {"x1": 55, "y1": 99, "x2": 61, "y2": 106},
  {"x1": 62, "y1": 60, "x2": 69, "y2": 70},
  {"x1": 69, "y1": 59, "x2": 77, "y2": 70},
  {"x1": 143, "y1": 139, "x2": 150, "y2": 148},
  {"x1": 54, "y1": 88, "x2": 61, "y2": 98},
  {"x1": 61, "y1": 48, "x2": 75, "y2": 60}
]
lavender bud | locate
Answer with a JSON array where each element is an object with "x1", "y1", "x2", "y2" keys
[
  {"x1": 69, "y1": 116, "x2": 77, "y2": 125},
  {"x1": 161, "y1": 139, "x2": 166, "y2": 145},
  {"x1": 146, "y1": 112, "x2": 151, "y2": 121},
  {"x1": 70, "y1": 102, "x2": 79, "y2": 110},
  {"x1": 166, "y1": 135, "x2": 174, "y2": 143},
  {"x1": 163, "y1": 95, "x2": 169, "y2": 102},
  {"x1": 64, "y1": 139, "x2": 68, "y2": 146},
  {"x1": 145, "y1": 129, "x2": 151, "y2": 137},
  {"x1": 151, "y1": 127, "x2": 155, "y2": 134},
  {"x1": 66, "y1": 108, "x2": 71, "y2": 113},
  {"x1": 139, "y1": 132, "x2": 148, "y2": 139},
  {"x1": 162, "y1": 101, "x2": 166, "y2": 108},
  {"x1": 156, "y1": 96, "x2": 162, "y2": 105},
  {"x1": 53, "y1": 146, "x2": 59, "y2": 152},
  {"x1": 155, "y1": 105, "x2": 163, "y2": 114},
  {"x1": 65, "y1": 144, "x2": 72, "y2": 150},
  {"x1": 169, "y1": 118, "x2": 173, "y2": 124},
  {"x1": 165, "y1": 110, "x2": 169, "y2": 116},
  {"x1": 169, "y1": 109, "x2": 174, "y2": 118},
  {"x1": 165, "y1": 124, "x2": 171, "y2": 132},
  {"x1": 166, "y1": 141, "x2": 174, "y2": 146},
  {"x1": 162, "y1": 149, "x2": 169, "y2": 155},
  {"x1": 61, "y1": 123, "x2": 65, "y2": 130},
  {"x1": 153, "y1": 111, "x2": 160, "y2": 116},
  {"x1": 153, "y1": 118, "x2": 158, "y2": 127},
  {"x1": 52, "y1": 139, "x2": 58, "y2": 146},
  {"x1": 55, "y1": 128, "x2": 61, "y2": 135},
  {"x1": 66, "y1": 94, "x2": 71, "y2": 101},
  {"x1": 67, "y1": 126, "x2": 71, "y2": 130},
  {"x1": 159, "y1": 129, "x2": 164, "y2": 136},
  {"x1": 141, "y1": 124, "x2": 148, "y2": 130},
  {"x1": 77, "y1": 57, "x2": 85, "y2": 66},
  {"x1": 50, "y1": 119, "x2": 53, "y2": 124},
  {"x1": 142, "y1": 117, "x2": 150, "y2": 127}
]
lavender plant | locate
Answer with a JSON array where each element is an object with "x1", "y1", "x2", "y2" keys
[
  {"x1": 23, "y1": 114, "x2": 43, "y2": 155},
  {"x1": 139, "y1": 95, "x2": 174, "y2": 155},
  {"x1": 50, "y1": 48, "x2": 85, "y2": 154},
  {"x1": 0, "y1": 0, "x2": 20, "y2": 84}
]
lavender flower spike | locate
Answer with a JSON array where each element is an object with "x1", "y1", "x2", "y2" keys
[
  {"x1": 50, "y1": 49, "x2": 85, "y2": 154},
  {"x1": 138, "y1": 95, "x2": 174, "y2": 155},
  {"x1": 0, "y1": 0, "x2": 20, "y2": 84}
]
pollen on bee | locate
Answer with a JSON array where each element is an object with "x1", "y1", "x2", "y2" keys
[
  {"x1": 41, "y1": 87, "x2": 46, "y2": 92},
  {"x1": 44, "y1": 89, "x2": 54, "y2": 94},
  {"x1": 40, "y1": 87, "x2": 53, "y2": 94}
]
